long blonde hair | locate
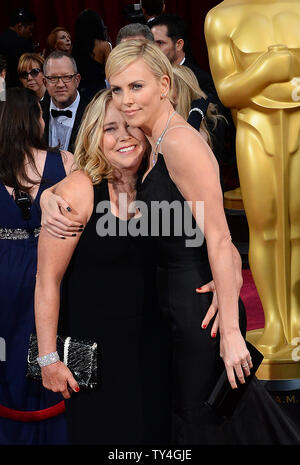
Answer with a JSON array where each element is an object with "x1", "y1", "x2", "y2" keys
[
  {"x1": 105, "y1": 39, "x2": 175, "y2": 104},
  {"x1": 74, "y1": 89, "x2": 116, "y2": 184},
  {"x1": 172, "y1": 65, "x2": 224, "y2": 148}
]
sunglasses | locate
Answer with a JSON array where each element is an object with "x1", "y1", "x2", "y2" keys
[{"x1": 19, "y1": 68, "x2": 41, "y2": 80}]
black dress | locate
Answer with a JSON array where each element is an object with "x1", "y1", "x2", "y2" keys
[
  {"x1": 137, "y1": 152, "x2": 300, "y2": 445},
  {"x1": 75, "y1": 54, "x2": 107, "y2": 103},
  {"x1": 59, "y1": 179, "x2": 171, "y2": 445}
]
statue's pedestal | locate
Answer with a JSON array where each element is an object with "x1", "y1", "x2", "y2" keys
[
  {"x1": 248, "y1": 329, "x2": 300, "y2": 429},
  {"x1": 260, "y1": 379, "x2": 300, "y2": 428},
  {"x1": 247, "y1": 328, "x2": 300, "y2": 380}
]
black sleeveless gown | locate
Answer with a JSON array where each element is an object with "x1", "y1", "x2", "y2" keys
[
  {"x1": 59, "y1": 179, "x2": 171, "y2": 445},
  {"x1": 137, "y1": 153, "x2": 300, "y2": 445}
]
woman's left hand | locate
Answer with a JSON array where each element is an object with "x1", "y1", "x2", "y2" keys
[
  {"x1": 196, "y1": 280, "x2": 219, "y2": 337},
  {"x1": 220, "y1": 330, "x2": 253, "y2": 389}
]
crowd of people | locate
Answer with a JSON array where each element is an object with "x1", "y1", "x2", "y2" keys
[{"x1": 0, "y1": 2, "x2": 300, "y2": 447}]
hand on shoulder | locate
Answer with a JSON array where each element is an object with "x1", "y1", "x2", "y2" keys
[{"x1": 55, "y1": 170, "x2": 94, "y2": 226}]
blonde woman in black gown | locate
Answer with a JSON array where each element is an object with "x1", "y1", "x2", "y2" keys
[
  {"x1": 40, "y1": 42, "x2": 300, "y2": 444},
  {"x1": 35, "y1": 89, "x2": 171, "y2": 444},
  {"x1": 104, "y1": 40, "x2": 300, "y2": 445}
]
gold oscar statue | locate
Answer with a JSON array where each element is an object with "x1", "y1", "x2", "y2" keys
[{"x1": 205, "y1": 0, "x2": 300, "y2": 379}]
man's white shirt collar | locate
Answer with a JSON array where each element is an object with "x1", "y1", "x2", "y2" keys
[
  {"x1": 49, "y1": 91, "x2": 80, "y2": 150},
  {"x1": 50, "y1": 91, "x2": 80, "y2": 126}
]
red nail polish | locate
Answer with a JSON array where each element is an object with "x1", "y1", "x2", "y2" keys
[
  {"x1": 202, "y1": 324, "x2": 207, "y2": 329},
  {"x1": 212, "y1": 333, "x2": 216, "y2": 338},
  {"x1": 75, "y1": 387, "x2": 80, "y2": 392},
  {"x1": 196, "y1": 287, "x2": 202, "y2": 291}
]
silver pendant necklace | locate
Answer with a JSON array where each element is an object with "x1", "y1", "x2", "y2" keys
[{"x1": 151, "y1": 110, "x2": 176, "y2": 166}]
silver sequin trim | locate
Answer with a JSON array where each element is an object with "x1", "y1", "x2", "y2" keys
[{"x1": 0, "y1": 227, "x2": 41, "y2": 240}]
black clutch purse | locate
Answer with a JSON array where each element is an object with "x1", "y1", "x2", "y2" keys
[
  {"x1": 27, "y1": 334, "x2": 98, "y2": 389},
  {"x1": 205, "y1": 341, "x2": 264, "y2": 419}
]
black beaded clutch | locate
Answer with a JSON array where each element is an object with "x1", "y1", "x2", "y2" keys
[
  {"x1": 27, "y1": 334, "x2": 98, "y2": 389},
  {"x1": 205, "y1": 341, "x2": 264, "y2": 419}
]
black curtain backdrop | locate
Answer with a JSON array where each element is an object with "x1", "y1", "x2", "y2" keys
[{"x1": 0, "y1": 0, "x2": 221, "y2": 72}]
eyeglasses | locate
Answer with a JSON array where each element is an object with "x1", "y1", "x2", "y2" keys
[
  {"x1": 19, "y1": 68, "x2": 41, "y2": 80},
  {"x1": 44, "y1": 74, "x2": 77, "y2": 84}
]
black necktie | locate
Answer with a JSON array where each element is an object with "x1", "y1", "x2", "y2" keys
[{"x1": 51, "y1": 109, "x2": 72, "y2": 118}]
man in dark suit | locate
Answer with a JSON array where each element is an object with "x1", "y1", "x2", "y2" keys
[
  {"x1": 150, "y1": 14, "x2": 216, "y2": 95},
  {"x1": 0, "y1": 8, "x2": 36, "y2": 88},
  {"x1": 141, "y1": 0, "x2": 165, "y2": 26},
  {"x1": 42, "y1": 51, "x2": 87, "y2": 154}
]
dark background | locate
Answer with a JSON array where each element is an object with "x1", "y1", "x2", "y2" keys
[{"x1": 0, "y1": 0, "x2": 221, "y2": 72}]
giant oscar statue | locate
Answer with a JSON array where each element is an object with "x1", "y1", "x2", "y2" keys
[{"x1": 205, "y1": 0, "x2": 300, "y2": 379}]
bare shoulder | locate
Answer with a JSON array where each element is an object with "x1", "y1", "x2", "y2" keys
[
  {"x1": 93, "y1": 40, "x2": 111, "y2": 62},
  {"x1": 56, "y1": 169, "x2": 92, "y2": 193},
  {"x1": 162, "y1": 126, "x2": 219, "y2": 176},
  {"x1": 94, "y1": 39, "x2": 111, "y2": 51},
  {"x1": 55, "y1": 170, "x2": 93, "y2": 221},
  {"x1": 163, "y1": 125, "x2": 208, "y2": 155}
]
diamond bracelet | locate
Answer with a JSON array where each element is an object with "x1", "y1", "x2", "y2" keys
[
  {"x1": 37, "y1": 351, "x2": 60, "y2": 367},
  {"x1": 188, "y1": 107, "x2": 205, "y2": 120}
]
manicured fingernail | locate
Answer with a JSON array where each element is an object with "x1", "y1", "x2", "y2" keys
[
  {"x1": 79, "y1": 225, "x2": 84, "y2": 228},
  {"x1": 66, "y1": 207, "x2": 72, "y2": 212},
  {"x1": 196, "y1": 287, "x2": 202, "y2": 291},
  {"x1": 202, "y1": 324, "x2": 207, "y2": 329},
  {"x1": 212, "y1": 333, "x2": 216, "y2": 338},
  {"x1": 61, "y1": 236, "x2": 66, "y2": 240},
  {"x1": 72, "y1": 234, "x2": 77, "y2": 237},
  {"x1": 75, "y1": 387, "x2": 80, "y2": 392},
  {"x1": 78, "y1": 228, "x2": 84, "y2": 232}
]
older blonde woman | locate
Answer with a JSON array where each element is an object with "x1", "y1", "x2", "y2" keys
[{"x1": 35, "y1": 89, "x2": 171, "y2": 444}]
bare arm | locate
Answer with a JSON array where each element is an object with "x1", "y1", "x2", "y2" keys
[
  {"x1": 40, "y1": 152, "x2": 84, "y2": 237},
  {"x1": 35, "y1": 171, "x2": 93, "y2": 398},
  {"x1": 92, "y1": 40, "x2": 111, "y2": 64},
  {"x1": 163, "y1": 128, "x2": 251, "y2": 388},
  {"x1": 198, "y1": 243, "x2": 243, "y2": 337}
]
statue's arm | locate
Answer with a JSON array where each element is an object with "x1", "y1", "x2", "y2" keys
[{"x1": 205, "y1": 10, "x2": 292, "y2": 108}]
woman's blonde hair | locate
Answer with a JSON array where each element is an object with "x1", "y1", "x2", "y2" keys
[
  {"x1": 172, "y1": 65, "x2": 224, "y2": 148},
  {"x1": 18, "y1": 53, "x2": 45, "y2": 75},
  {"x1": 105, "y1": 39, "x2": 175, "y2": 103},
  {"x1": 74, "y1": 89, "x2": 115, "y2": 184},
  {"x1": 75, "y1": 88, "x2": 149, "y2": 185}
]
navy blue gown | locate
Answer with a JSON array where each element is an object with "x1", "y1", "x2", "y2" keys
[{"x1": 0, "y1": 151, "x2": 68, "y2": 445}]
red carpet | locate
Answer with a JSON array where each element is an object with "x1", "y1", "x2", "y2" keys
[{"x1": 240, "y1": 269, "x2": 265, "y2": 331}]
